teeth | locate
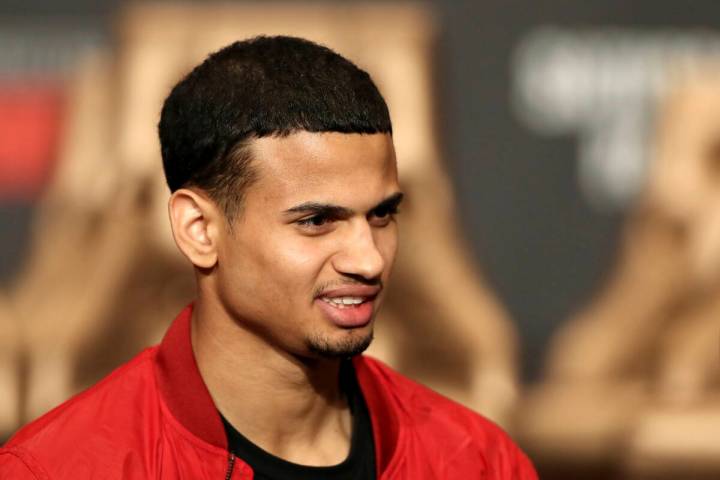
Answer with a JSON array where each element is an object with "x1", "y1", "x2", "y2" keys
[{"x1": 321, "y1": 296, "x2": 364, "y2": 308}]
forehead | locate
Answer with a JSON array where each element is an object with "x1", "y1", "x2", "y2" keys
[{"x1": 245, "y1": 132, "x2": 398, "y2": 207}]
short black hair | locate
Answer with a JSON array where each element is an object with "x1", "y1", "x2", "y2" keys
[{"x1": 158, "y1": 35, "x2": 392, "y2": 220}]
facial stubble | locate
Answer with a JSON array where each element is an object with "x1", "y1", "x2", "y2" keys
[{"x1": 306, "y1": 328, "x2": 374, "y2": 358}]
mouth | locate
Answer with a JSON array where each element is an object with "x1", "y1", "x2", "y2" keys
[
  {"x1": 319, "y1": 296, "x2": 371, "y2": 309},
  {"x1": 315, "y1": 285, "x2": 381, "y2": 328}
]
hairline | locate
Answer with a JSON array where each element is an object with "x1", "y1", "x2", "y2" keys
[{"x1": 192, "y1": 129, "x2": 394, "y2": 227}]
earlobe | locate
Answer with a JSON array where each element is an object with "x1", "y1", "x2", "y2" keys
[{"x1": 168, "y1": 189, "x2": 219, "y2": 269}]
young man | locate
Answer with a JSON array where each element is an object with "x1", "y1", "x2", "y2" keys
[{"x1": 0, "y1": 36, "x2": 537, "y2": 479}]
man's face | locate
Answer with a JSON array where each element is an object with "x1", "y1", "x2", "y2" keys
[{"x1": 214, "y1": 131, "x2": 401, "y2": 359}]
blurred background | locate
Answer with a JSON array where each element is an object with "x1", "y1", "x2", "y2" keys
[{"x1": 1, "y1": 1, "x2": 720, "y2": 479}]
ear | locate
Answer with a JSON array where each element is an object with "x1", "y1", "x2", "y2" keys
[{"x1": 168, "y1": 188, "x2": 220, "y2": 269}]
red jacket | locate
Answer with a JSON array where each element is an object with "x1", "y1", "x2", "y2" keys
[{"x1": 0, "y1": 306, "x2": 537, "y2": 479}]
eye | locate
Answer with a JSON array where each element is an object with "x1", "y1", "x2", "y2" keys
[
  {"x1": 297, "y1": 214, "x2": 329, "y2": 226},
  {"x1": 295, "y1": 214, "x2": 335, "y2": 234},
  {"x1": 369, "y1": 204, "x2": 399, "y2": 227}
]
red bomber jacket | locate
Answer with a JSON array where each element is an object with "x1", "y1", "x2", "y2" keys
[{"x1": 0, "y1": 306, "x2": 537, "y2": 479}]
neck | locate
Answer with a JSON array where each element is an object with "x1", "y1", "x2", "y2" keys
[{"x1": 191, "y1": 297, "x2": 353, "y2": 465}]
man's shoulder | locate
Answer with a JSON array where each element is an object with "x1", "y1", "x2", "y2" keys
[
  {"x1": 357, "y1": 354, "x2": 502, "y2": 432},
  {"x1": 1, "y1": 347, "x2": 161, "y2": 471},
  {"x1": 357, "y1": 355, "x2": 538, "y2": 479}
]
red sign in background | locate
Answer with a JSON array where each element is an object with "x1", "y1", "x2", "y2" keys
[{"x1": 0, "y1": 81, "x2": 64, "y2": 201}]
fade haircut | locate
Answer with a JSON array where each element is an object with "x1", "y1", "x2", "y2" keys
[{"x1": 158, "y1": 35, "x2": 392, "y2": 221}]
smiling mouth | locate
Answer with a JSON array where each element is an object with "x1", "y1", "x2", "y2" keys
[
  {"x1": 319, "y1": 296, "x2": 368, "y2": 309},
  {"x1": 315, "y1": 285, "x2": 380, "y2": 328}
]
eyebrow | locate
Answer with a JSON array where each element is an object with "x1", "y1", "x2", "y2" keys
[
  {"x1": 283, "y1": 191, "x2": 404, "y2": 218},
  {"x1": 371, "y1": 192, "x2": 404, "y2": 214}
]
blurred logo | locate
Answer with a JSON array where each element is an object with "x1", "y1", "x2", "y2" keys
[{"x1": 512, "y1": 27, "x2": 720, "y2": 211}]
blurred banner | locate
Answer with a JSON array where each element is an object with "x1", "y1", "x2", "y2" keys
[
  {"x1": 1, "y1": 2, "x2": 720, "y2": 480},
  {"x1": 512, "y1": 24, "x2": 720, "y2": 480}
]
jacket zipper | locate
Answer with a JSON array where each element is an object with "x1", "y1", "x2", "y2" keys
[{"x1": 224, "y1": 452, "x2": 236, "y2": 480}]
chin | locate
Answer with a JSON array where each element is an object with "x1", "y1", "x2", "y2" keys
[{"x1": 306, "y1": 329, "x2": 374, "y2": 358}]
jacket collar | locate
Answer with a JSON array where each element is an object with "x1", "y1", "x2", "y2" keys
[
  {"x1": 352, "y1": 354, "x2": 402, "y2": 475},
  {"x1": 155, "y1": 304, "x2": 228, "y2": 449},
  {"x1": 154, "y1": 304, "x2": 401, "y2": 473}
]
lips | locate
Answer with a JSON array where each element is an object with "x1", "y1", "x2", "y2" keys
[{"x1": 315, "y1": 285, "x2": 380, "y2": 328}]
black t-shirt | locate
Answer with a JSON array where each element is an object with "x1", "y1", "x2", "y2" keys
[{"x1": 221, "y1": 361, "x2": 376, "y2": 480}]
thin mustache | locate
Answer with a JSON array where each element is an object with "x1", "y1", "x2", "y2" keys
[{"x1": 313, "y1": 279, "x2": 383, "y2": 298}]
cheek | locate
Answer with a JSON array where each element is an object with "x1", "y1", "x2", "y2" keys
[
  {"x1": 246, "y1": 230, "x2": 335, "y2": 296},
  {"x1": 274, "y1": 239, "x2": 326, "y2": 279}
]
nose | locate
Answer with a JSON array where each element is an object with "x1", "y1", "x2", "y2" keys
[{"x1": 332, "y1": 221, "x2": 386, "y2": 281}]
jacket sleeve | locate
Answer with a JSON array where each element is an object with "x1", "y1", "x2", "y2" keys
[
  {"x1": 0, "y1": 448, "x2": 47, "y2": 479},
  {"x1": 508, "y1": 443, "x2": 539, "y2": 480},
  {"x1": 462, "y1": 416, "x2": 538, "y2": 480},
  {"x1": 493, "y1": 432, "x2": 539, "y2": 480}
]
